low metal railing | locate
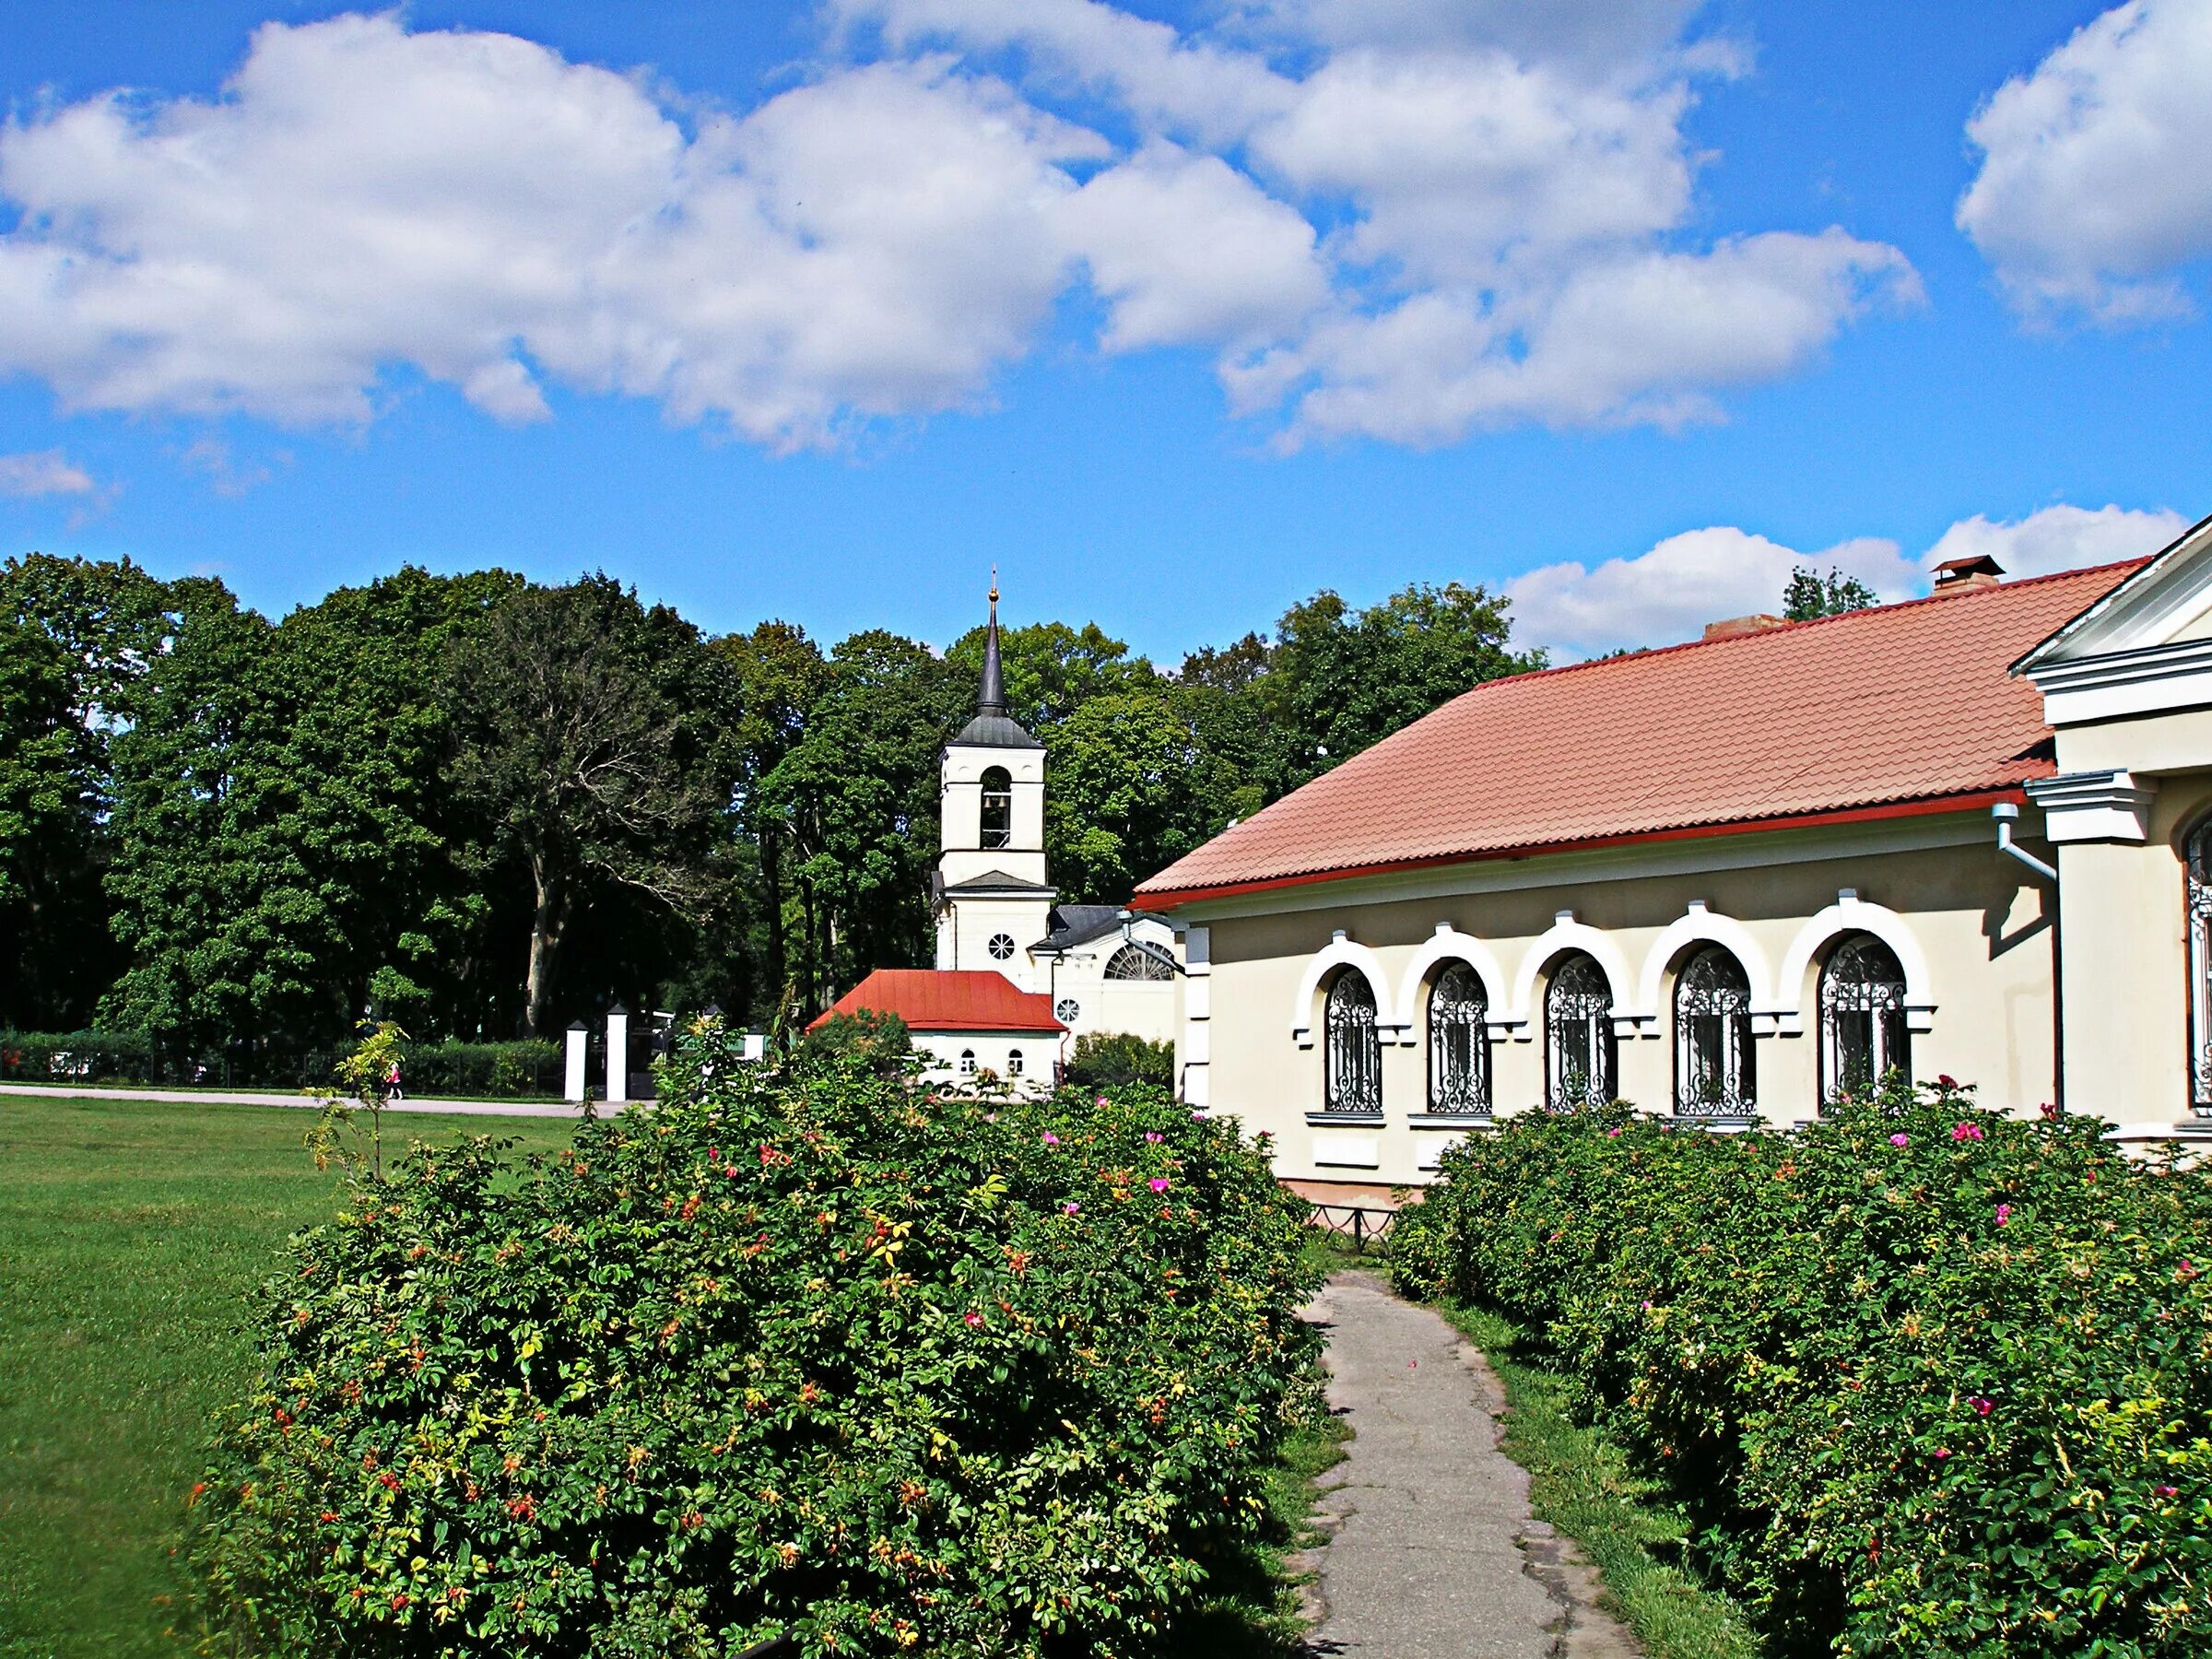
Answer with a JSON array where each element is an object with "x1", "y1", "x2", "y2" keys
[{"x1": 1309, "y1": 1201, "x2": 1396, "y2": 1252}]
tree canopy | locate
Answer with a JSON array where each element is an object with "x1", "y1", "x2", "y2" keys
[{"x1": 0, "y1": 556, "x2": 1544, "y2": 1053}]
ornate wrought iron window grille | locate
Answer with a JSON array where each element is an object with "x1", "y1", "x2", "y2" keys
[
  {"x1": 1819, "y1": 934, "x2": 1909, "y2": 1105},
  {"x1": 1673, "y1": 947, "x2": 1756, "y2": 1117},
  {"x1": 1104, "y1": 943, "x2": 1175, "y2": 982},
  {"x1": 1546, "y1": 954, "x2": 1616, "y2": 1110},
  {"x1": 1324, "y1": 971, "x2": 1382, "y2": 1114},
  {"x1": 1427, "y1": 963, "x2": 1490, "y2": 1115},
  {"x1": 2189, "y1": 823, "x2": 2212, "y2": 1117}
]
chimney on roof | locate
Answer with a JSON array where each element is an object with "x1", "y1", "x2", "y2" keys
[
  {"x1": 1701, "y1": 613, "x2": 1787, "y2": 641},
  {"x1": 1933, "y1": 554, "x2": 2005, "y2": 592}
]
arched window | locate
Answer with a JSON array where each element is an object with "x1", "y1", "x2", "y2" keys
[
  {"x1": 1324, "y1": 971, "x2": 1382, "y2": 1114},
  {"x1": 959, "y1": 1049, "x2": 977, "y2": 1076},
  {"x1": 2188, "y1": 821, "x2": 2212, "y2": 1117},
  {"x1": 1819, "y1": 934, "x2": 1909, "y2": 1102},
  {"x1": 1674, "y1": 947, "x2": 1755, "y2": 1117},
  {"x1": 1546, "y1": 953, "x2": 1616, "y2": 1110},
  {"x1": 1007, "y1": 1049, "x2": 1024, "y2": 1077},
  {"x1": 1104, "y1": 943, "x2": 1174, "y2": 981},
  {"x1": 1427, "y1": 963, "x2": 1490, "y2": 1116},
  {"x1": 980, "y1": 766, "x2": 1013, "y2": 850}
]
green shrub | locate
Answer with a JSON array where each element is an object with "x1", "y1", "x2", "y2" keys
[
  {"x1": 1390, "y1": 1085, "x2": 2212, "y2": 1656},
  {"x1": 194, "y1": 1029, "x2": 1321, "y2": 1656},
  {"x1": 0, "y1": 1027, "x2": 156, "y2": 1081},
  {"x1": 795, "y1": 1008, "x2": 913, "y2": 1076},
  {"x1": 1062, "y1": 1032, "x2": 1173, "y2": 1091}
]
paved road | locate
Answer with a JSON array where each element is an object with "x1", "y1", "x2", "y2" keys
[
  {"x1": 1303, "y1": 1272, "x2": 1639, "y2": 1659},
  {"x1": 0, "y1": 1082, "x2": 589, "y2": 1119}
]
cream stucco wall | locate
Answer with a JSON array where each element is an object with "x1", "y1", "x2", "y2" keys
[
  {"x1": 2043, "y1": 709, "x2": 2212, "y2": 1135},
  {"x1": 1172, "y1": 810, "x2": 2058, "y2": 1189},
  {"x1": 912, "y1": 1030, "x2": 1053, "y2": 1096}
]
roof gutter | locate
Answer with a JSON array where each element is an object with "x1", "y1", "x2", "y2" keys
[{"x1": 1135, "y1": 787, "x2": 2032, "y2": 912}]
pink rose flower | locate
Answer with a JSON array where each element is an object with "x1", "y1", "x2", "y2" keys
[
  {"x1": 1968, "y1": 1395, "x2": 1994, "y2": 1417},
  {"x1": 1096, "y1": 1095, "x2": 1109, "y2": 1107},
  {"x1": 964, "y1": 1311, "x2": 982, "y2": 1328},
  {"x1": 1950, "y1": 1122, "x2": 1983, "y2": 1142},
  {"x1": 1149, "y1": 1177, "x2": 1169, "y2": 1194},
  {"x1": 1144, "y1": 1131, "x2": 1162, "y2": 1144},
  {"x1": 2157, "y1": 1485, "x2": 2180, "y2": 1498},
  {"x1": 1191, "y1": 1110, "x2": 1207, "y2": 1120},
  {"x1": 1994, "y1": 1203, "x2": 2011, "y2": 1226},
  {"x1": 1935, "y1": 1448, "x2": 1950, "y2": 1461},
  {"x1": 1041, "y1": 1132, "x2": 1060, "y2": 1146},
  {"x1": 1062, "y1": 1201, "x2": 1079, "y2": 1216},
  {"x1": 1889, "y1": 1134, "x2": 1910, "y2": 1147}
]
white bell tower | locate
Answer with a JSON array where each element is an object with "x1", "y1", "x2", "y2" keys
[{"x1": 935, "y1": 579, "x2": 1055, "y2": 988}]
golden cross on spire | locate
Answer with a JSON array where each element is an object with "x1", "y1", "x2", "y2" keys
[{"x1": 989, "y1": 564, "x2": 998, "y2": 606}]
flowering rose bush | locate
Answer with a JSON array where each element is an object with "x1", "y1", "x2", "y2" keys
[
  {"x1": 194, "y1": 1026, "x2": 1319, "y2": 1656},
  {"x1": 1390, "y1": 1083, "x2": 2212, "y2": 1655}
]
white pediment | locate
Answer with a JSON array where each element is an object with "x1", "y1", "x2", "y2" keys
[{"x1": 2018, "y1": 511, "x2": 2212, "y2": 725}]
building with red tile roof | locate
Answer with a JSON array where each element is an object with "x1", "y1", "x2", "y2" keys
[
  {"x1": 808, "y1": 969, "x2": 1065, "y2": 1034},
  {"x1": 807, "y1": 968, "x2": 1065, "y2": 1091},
  {"x1": 1136, "y1": 560, "x2": 2142, "y2": 909},
  {"x1": 1135, "y1": 546, "x2": 2212, "y2": 1200}
]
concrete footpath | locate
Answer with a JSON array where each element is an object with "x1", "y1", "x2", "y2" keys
[
  {"x1": 0, "y1": 1082, "x2": 583, "y2": 1119},
  {"x1": 1300, "y1": 1271, "x2": 1638, "y2": 1659}
]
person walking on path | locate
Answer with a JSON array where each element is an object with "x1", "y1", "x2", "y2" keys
[{"x1": 1301, "y1": 1270, "x2": 1638, "y2": 1658}]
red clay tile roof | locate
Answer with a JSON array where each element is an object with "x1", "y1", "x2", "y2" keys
[
  {"x1": 1135, "y1": 560, "x2": 2145, "y2": 907},
  {"x1": 806, "y1": 969, "x2": 1065, "y2": 1033}
]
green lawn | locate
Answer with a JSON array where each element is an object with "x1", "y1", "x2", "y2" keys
[{"x1": 0, "y1": 1096, "x2": 575, "y2": 1659}]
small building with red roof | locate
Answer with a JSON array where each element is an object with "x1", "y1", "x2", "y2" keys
[
  {"x1": 807, "y1": 969, "x2": 1065, "y2": 1090},
  {"x1": 1135, "y1": 526, "x2": 2212, "y2": 1196}
]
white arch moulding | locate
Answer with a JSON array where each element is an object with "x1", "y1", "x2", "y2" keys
[
  {"x1": 1771, "y1": 889, "x2": 1936, "y2": 1036},
  {"x1": 1508, "y1": 912, "x2": 1645, "y2": 1041},
  {"x1": 1395, "y1": 924, "x2": 1520, "y2": 1041},
  {"x1": 1290, "y1": 931, "x2": 1404, "y2": 1048},
  {"x1": 1636, "y1": 901, "x2": 1781, "y2": 1034}
]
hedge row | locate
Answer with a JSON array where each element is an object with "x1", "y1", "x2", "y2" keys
[
  {"x1": 193, "y1": 1028, "x2": 1322, "y2": 1655},
  {"x1": 1390, "y1": 1085, "x2": 2212, "y2": 1656},
  {"x1": 0, "y1": 1031, "x2": 559, "y2": 1096}
]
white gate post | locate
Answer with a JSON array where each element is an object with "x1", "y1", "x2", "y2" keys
[
  {"x1": 563, "y1": 1021, "x2": 588, "y2": 1103},
  {"x1": 606, "y1": 1005, "x2": 629, "y2": 1105}
]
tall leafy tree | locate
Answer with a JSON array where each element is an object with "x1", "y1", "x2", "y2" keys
[
  {"x1": 446, "y1": 576, "x2": 735, "y2": 1037},
  {"x1": 102, "y1": 579, "x2": 319, "y2": 1047},
  {"x1": 759, "y1": 630, "x2": 965, "y2": 1010},
  {"x1": 1784, "y1": 565, "x2": 1879, "y2": 621},
  {"x1": 710, "y1": 621, "x2": 830, "y2": 1020},
  {"x1": 0, "y1": 553, "x2": 178, "y2": 1026},
  {"x1": 1262, "y1": 582, "x2": 1543, "y2": 792},
  {"x1": 1044, "y1": 688, "x2": 1226, "y2": 902}
]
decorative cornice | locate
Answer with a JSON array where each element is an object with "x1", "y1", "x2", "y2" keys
[{"x1": 2024, "y1": 770, "x2": 2159, "y2": 844}]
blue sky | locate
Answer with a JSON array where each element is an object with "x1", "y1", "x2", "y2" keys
[{"x1": 1, "y1": 1, "x2": 2209, "y2": 659}]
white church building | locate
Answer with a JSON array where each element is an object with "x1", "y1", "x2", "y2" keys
[{"x1": 809, "y1": 588, "x2": 1183, "y2": 1091}]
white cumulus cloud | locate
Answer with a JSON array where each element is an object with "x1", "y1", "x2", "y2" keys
[
  {"x1": 0, "y1": 6, "x2": 1912, "y2": 450},
  {"x1": 1959, "y1": 0, "x2": 2212, "y2": 323},
  {"x1": 1507, "y1": 503, "x2": 2187, "y2": 658},
  {"x1": 1505, "y1": 526, "x2": 1919, "y2": 660},
  {"x1": 1923, "y1": 502, "x2": 2186, "y2": 578},
  {"x1": 0, "y1": 449, "x2": 97, "y2": 498}
]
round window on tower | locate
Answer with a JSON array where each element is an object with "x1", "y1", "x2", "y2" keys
[
  {"x1": 988, "y1": 933, "x2": 1017, "y2": 961},
  {"x1": 1055, "y1": 997, "x2": 1080, "y2": 1024}
]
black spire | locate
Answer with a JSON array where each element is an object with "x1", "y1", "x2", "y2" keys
[
  {"x1": 978, "y1": 571, "x2": 1006, "y2": 718},
  {"x1": 948, "y1": 570, "x2": 1042, "y2": 750}
]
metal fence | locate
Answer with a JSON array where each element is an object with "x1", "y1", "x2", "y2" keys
[{"x1": 1308, "y1": 1201, "x2": 1397, "y2": 1252}]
